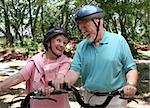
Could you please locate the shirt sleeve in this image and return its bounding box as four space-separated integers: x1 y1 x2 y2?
19 60 35 81
58 62 70 75
120 36 137 73
70 44 82 73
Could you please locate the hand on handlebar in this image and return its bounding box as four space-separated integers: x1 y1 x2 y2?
123 84 137 97
44 79 67 96
41 73 65 96
40 86 55 96
53 73 65 90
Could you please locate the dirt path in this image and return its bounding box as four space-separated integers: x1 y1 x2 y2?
0 60 149 108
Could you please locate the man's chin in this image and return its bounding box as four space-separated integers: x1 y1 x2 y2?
87 39 94 43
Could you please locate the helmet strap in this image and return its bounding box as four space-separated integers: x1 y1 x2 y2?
92 19 101 44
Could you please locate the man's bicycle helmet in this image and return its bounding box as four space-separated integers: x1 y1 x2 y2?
74 5 104 22
73 5 105 43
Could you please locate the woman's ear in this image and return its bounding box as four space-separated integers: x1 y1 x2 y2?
47 41 51 48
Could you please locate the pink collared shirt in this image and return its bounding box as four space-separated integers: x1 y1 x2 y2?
20 52 70 108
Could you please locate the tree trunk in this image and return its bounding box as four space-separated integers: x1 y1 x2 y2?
33 5 41 40
28 0 34 38
40 5 44 37
2 0 13 46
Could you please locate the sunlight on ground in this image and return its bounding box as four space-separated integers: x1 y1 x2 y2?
141 50 150 55
127 100 150 108
138 50 150 57
0 94 18 103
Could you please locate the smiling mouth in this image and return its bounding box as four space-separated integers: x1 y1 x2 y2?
56 47 63 52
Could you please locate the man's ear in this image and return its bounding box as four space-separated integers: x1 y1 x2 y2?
94 19 99 23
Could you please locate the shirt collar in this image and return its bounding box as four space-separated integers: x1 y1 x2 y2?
99 30 109 45
86 30 109 46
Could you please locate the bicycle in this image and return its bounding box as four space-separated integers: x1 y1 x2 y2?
8 81 147 108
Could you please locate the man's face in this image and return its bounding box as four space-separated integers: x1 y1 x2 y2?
78 20 97 43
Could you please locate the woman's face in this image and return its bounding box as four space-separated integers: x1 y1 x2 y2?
48 35 68 56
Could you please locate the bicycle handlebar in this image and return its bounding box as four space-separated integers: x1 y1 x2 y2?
14 81 139 108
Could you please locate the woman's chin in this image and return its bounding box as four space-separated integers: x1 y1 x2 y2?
55 52 63 56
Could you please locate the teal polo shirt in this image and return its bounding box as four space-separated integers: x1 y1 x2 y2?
71 31 137 92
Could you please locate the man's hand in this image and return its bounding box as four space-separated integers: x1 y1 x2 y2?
123 84 137 96
125 69 138 96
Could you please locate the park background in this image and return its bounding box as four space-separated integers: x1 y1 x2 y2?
0 0 150 108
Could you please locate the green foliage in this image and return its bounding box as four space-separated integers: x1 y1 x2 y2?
102 0 149 45
137 63 150 94
0 0 149 54
12 37 43 56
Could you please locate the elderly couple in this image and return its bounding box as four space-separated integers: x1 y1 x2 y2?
0 5 138 108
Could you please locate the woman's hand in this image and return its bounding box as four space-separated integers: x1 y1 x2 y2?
41 86 54 96
54 73 65 90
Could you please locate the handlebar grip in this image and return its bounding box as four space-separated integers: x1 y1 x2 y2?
51 90 68 95
48 81 70 90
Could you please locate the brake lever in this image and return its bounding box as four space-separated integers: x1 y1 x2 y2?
117 90 138 104
119 96 138 103
48 81 70 94
48 81 55 89
51 89 68 94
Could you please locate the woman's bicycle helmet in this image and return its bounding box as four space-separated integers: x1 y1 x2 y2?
43 28 67 57
74 5 104 22
44 28 67 43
